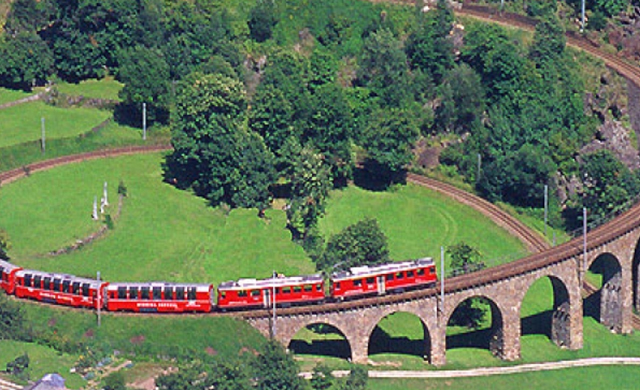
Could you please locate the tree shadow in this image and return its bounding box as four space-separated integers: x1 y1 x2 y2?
353 163 406 192
368 326 428 359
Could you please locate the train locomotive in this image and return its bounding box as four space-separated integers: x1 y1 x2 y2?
0 257 437 313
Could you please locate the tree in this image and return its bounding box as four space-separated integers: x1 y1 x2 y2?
207 361 252 390
156 365 207 390
341 365 367 390
232 132 277 214
248 0 278 42
252 340 303 390
5 353 29 380
318 218 389 272
165 72 247 206
104 372 126 390
447 242 486 328
310 363 334 390
361 108 419 183
358 28 410 107
529 15 566 65
287 148 332 238
0 230 10 261
435 64 485 135
116 45 170 125
0 32 54 90
0 290 30 341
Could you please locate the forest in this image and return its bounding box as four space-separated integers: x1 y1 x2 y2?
2 0 640 243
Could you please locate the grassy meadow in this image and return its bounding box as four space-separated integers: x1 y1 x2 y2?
0 340 85 389
0 87 35 105
0 101 111 148
55 77 123 101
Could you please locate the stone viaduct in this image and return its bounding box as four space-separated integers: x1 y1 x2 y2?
245 202 640 366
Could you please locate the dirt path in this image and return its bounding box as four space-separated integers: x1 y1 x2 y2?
300 357 640 379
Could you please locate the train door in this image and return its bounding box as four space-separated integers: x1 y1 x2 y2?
377 276 385 295
263 289 271 308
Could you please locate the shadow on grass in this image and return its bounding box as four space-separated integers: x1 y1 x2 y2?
521 311 552 338
368 326 429 359
583 289 601 323
289 338 351 359
446 327 493 350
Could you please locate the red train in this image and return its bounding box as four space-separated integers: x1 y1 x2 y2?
0 257 437 313
218 274 325 310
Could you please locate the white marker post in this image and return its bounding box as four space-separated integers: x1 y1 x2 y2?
142 103 147 141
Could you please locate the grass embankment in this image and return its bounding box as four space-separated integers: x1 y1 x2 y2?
0 101 111 148
0 340 84 389
368 365 640 390
54 77 123 101
0 88 35 105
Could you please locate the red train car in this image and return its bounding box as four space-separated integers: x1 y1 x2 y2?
105 282 213 313
217 274 324 310
0 260 22 295
14 269 107 309
330 257 437 300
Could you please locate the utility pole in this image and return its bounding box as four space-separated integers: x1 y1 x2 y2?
41 117 45 153
97 271 101 327
440 246 445 310
581 0 586 33
582 207 587 286
544 184 548 238
142 103 147 141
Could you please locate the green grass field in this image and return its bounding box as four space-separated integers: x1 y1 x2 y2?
319 185 528 267
0 101 111 148
55 77 123 101
0 340 85 389
368 365 640 390
0 87 35 105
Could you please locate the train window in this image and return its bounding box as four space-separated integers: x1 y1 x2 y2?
188 288 197 300
34 275 42 289
153 287 162 300
335 282 341 290
130 287 138 299
238 290 247 297
62 280 70 293
316 284 322 291
53 279 61 291
386 274 394 281
176 287 184 300
407 271 414 278
396 272 404 280
0 266 3 276
366 277 375 284
72 282 80 295
353 279 362 287
118 287 127 299
219 291 226 299
304 285 312 292
24 274 32 287
164 287 173 300
141 288 150 299
282 287 291 294
293 286 301 293
417 268 425 276
43 277 52 290
82 283 90 297
251 290 260 297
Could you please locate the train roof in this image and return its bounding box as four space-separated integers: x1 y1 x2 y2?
331 257 434 281
218 274 323 291
0 259 22 272
107 282 212 291
15 268 104 288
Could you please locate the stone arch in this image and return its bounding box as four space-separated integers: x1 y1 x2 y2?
633 239 640 312
443 294 507 359
366 310 433 363
586 252 623 332
287 321 352 360
519 274 575 348
277 317 353 361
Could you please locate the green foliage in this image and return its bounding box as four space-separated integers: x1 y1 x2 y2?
5 353 29 380
317 218 389 272
232 132 277 213
248 0 279 42
116 45 170 125
447 242 482 270
156 364 206 390
594 0 629 16
104 371 125 390
166 72 247 205
529 16 566 64
253 340 303 390
435 64 485 134
341 365 367 390
117 180 128 197
0 229 10 260
0 291 30 342
0 32 54 90
287 148 332 238
361 108 419 182
447 242 486 329
310 363 334 390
